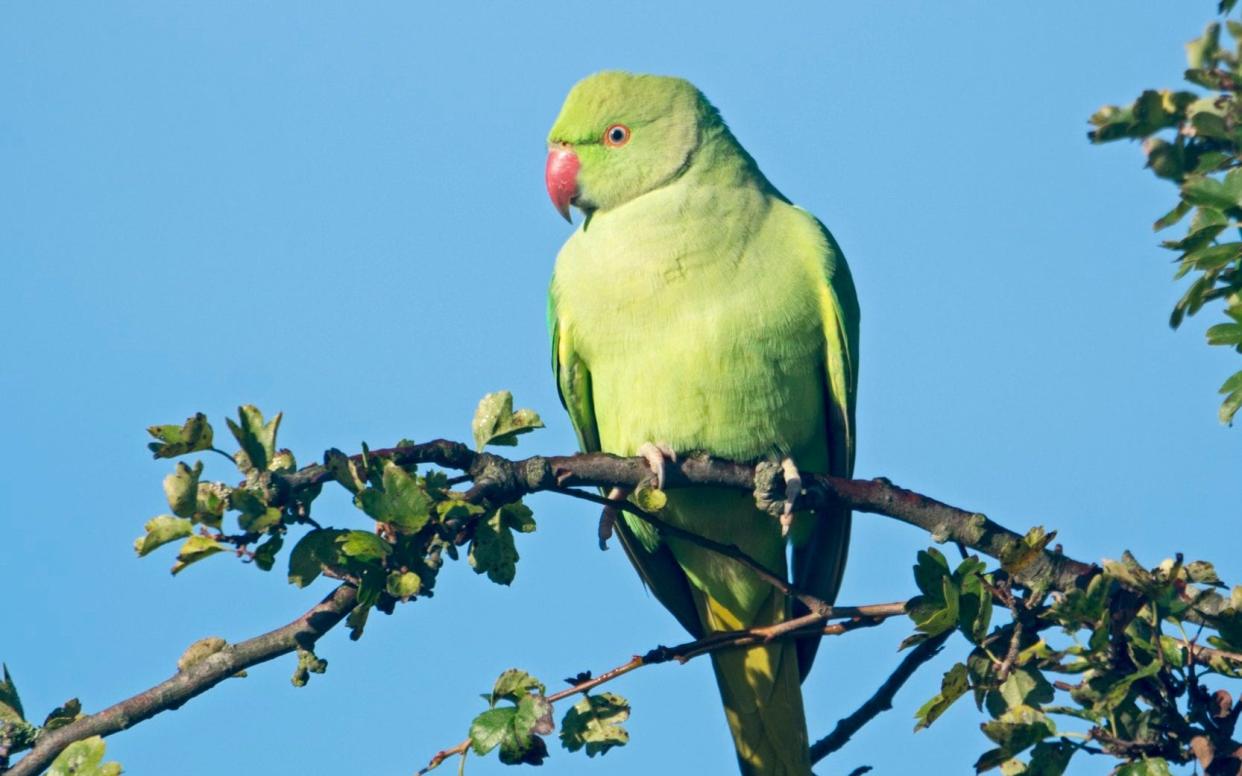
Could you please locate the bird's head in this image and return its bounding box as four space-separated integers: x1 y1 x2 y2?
545 71 708 222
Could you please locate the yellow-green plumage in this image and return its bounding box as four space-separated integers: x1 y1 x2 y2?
547 71 858 775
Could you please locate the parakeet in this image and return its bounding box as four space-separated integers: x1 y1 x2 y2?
545 71 859 776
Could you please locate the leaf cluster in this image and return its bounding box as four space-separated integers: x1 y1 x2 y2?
134 398 545 649
909 537 1242 775
1090 8 1242 423
466 669 630 768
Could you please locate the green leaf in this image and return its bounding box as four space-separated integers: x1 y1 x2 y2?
226 405 281 471
1187 21 1222 68
1191 110 1230 140
913 548 951 596
336 530 392 563
501 502 537 533
346 567 384 642
469 707 517 755
1114 760 1173 776
346 603 371 642
252 533 284 571
1182 171 1242 212
1193 150 1232 175
230 488 282 533
41 698 82 731
499 730 549 765
490 669 546 705
914 662 969 731
0 664 25 722
1162 222 1225 252
471 390 544 450
976 706 1056 772
437 499 486 523
47 735 122 776
357 462 434 532
133 515 193 557
1048 572 1109 626
170 534 226 575
287 528 347 587
323 448 367 494
998 667 1054 710
907 574 960 638
1103 551 1156 593
1153 200 1192 231
1207 322 1242 345
1220 369 1242 423
1022 740 1075 776
516 693 554 736
1185 242 1242 271
468 504 534 585
1144 138 1186 181
1100 659 1162 712
955 556 992 642
386 570 422 600
147 413 213 459
163 461 202 517
499 727 550 765
560 692 631 757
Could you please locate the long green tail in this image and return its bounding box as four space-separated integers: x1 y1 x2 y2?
697 587 811 775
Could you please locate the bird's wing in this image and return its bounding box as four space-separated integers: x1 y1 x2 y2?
792 215 859 679
548 288 704 638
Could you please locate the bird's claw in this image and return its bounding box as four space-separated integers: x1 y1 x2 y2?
780 457 802 537
637 441 677 490
598 486 629 550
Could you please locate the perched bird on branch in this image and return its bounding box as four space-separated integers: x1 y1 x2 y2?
546 71 859 776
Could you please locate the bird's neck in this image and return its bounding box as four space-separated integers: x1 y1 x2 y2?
680 121 782 200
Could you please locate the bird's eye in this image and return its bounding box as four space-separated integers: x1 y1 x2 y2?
603 124 631 147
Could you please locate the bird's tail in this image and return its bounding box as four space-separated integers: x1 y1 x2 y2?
698 588 811 776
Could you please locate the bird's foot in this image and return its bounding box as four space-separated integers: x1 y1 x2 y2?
779 457 803 537
597 443 675 550
598 486 630 551
637 441 677 490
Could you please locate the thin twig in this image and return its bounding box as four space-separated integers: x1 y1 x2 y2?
551 485 832 616
809 630 953 763
415 602 908 774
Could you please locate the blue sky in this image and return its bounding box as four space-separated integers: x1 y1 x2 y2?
2 2 1239 774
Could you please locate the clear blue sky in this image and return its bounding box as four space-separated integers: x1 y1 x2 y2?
2 3 1238 774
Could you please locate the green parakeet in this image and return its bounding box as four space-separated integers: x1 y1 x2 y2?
545 71 859 776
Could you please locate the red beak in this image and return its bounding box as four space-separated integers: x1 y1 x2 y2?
545 146 580 223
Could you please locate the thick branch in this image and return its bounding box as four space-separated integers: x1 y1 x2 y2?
7 585 357 776
273 441 1095 595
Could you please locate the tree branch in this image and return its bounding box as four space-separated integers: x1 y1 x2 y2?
808 630 953 764
6 585 357 776
271 440 1095 595
11 437 1190 772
